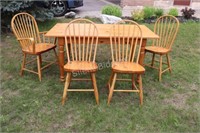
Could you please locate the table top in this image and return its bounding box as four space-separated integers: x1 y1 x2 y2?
45 23 159 39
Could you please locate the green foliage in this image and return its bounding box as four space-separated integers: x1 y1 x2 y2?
101 5 122 17
181 7 195 19
168 8 179 16
143 6 155 19
1 0 54 30
131 10 144 22
0 1 34 12
155 8 164 18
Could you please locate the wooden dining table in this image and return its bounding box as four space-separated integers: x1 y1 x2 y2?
45 23 159 81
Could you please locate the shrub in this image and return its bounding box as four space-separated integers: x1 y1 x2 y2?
143 6 155 19
131 10 144 22
181 7 195 19
101 5 122 17
1 1 54 32
155 8 164 18
168 8 179 16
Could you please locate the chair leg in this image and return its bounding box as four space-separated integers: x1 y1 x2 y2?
151 53 155 67
20 53 26 76
37 55 42 81
53 37 57 44
107 73 117 105
138 74 143 105
91 73 99 105
39 55 42 66
62 72 72 105
166 54 172 73
132 74 135 90
159 55 163 82
107 71 114 91
53 48 59 65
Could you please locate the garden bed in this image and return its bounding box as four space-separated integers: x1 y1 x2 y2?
122 16 200 23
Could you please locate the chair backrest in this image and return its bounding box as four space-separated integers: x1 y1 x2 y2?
110 20 143 63
11 13 41 50
152 15 179 49
64 19 98 62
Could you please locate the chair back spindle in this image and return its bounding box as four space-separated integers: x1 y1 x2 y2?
65 19 98 63
11 13 41 52
110 20 143 63
152 15 179 49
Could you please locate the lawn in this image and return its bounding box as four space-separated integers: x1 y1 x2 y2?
1 18 200 132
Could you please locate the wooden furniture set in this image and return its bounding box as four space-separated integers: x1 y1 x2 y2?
11 13 179 105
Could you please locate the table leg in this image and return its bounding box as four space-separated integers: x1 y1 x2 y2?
58 37 65 81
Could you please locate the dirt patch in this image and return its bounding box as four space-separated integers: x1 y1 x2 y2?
52 114 75 129
1 72 14 81
47 112 80 132
1 89 20 102
162 82 199 109
190 83 199 91
162 93 189 109
39 104 80 132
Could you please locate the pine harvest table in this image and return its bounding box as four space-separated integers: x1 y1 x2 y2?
45 23 159 81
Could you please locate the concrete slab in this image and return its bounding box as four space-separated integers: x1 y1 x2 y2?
65 0 200 18
72 0 111 17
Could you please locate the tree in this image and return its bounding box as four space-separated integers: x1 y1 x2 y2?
1 0 54 32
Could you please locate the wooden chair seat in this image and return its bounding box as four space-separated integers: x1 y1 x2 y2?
23 43 56 54
64 61 98 72
112 62 145 74
145 46 170 54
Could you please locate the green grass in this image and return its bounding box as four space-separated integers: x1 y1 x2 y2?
1 19 200 132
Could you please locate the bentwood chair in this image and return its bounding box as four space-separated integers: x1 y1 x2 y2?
107 20 145 105
144 15 179 81
61 19 99 105
11 13 58 81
